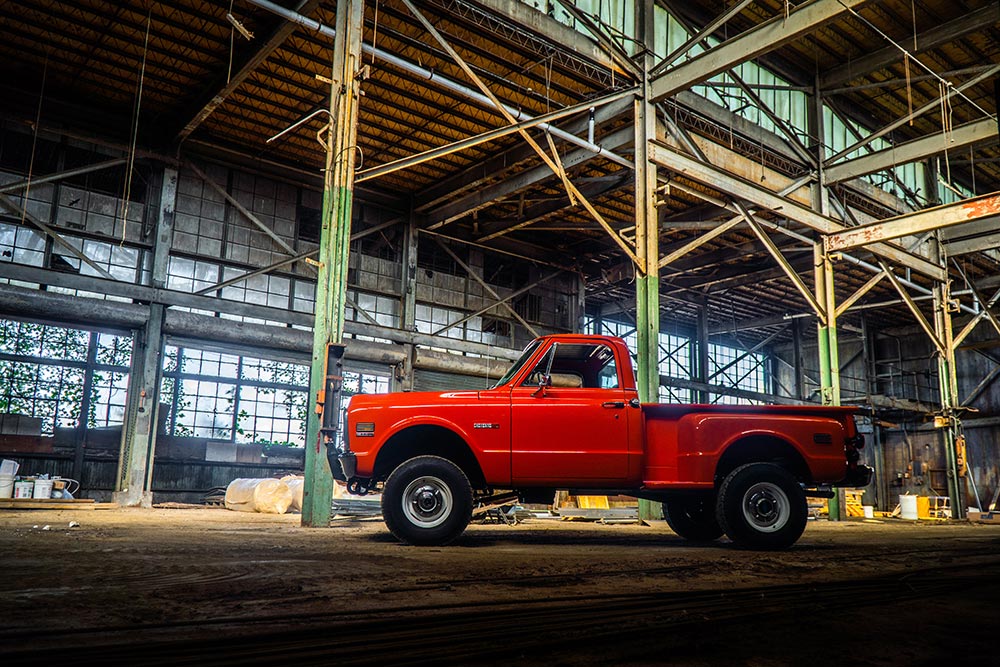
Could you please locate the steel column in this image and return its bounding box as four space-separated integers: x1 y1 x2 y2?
930 237 965 519
114 166 176 507
114 304 164 507
302 0 364 527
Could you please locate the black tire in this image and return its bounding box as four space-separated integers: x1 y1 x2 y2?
716 462 807 550
663 494 724 541
381 455 473 546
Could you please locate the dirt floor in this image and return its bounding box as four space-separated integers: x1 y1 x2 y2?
1 508 998 666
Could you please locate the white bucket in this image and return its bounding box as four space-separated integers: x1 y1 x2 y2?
0 474 13 499
32 478 54 499
863 505 874 519
13 480 33 498
899 494 919 520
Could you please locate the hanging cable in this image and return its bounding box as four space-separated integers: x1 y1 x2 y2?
227 0 235 83
121 6 152 245
904 54 913 126
370 0 380 64
21 54 48 229
837 0 995 121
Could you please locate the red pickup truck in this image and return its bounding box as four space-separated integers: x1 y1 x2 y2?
334 334 870 550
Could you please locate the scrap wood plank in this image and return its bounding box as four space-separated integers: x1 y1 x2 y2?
0 499 116 510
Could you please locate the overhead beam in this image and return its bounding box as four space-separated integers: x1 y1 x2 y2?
175 0 323 143
550 0 641 77
425 126 633 227
357 89 635 184
246 0 632 170
823 63 1000 166
944 231 1000 256
648 142 947 280
468 0 621 73
413 96 633 212
825 191 1000 252
649 0 868 102
0 158 128 195
824 118 998 185
819 4 1000 89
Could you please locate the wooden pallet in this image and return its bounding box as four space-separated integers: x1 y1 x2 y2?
845 489 866 518
0 498 117 510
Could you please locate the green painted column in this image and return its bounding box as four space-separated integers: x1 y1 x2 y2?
633 1 660 519
815 243 843 519
930 237 965 519
302 0 364 527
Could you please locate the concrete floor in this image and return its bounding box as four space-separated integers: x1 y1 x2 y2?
1 508 998 665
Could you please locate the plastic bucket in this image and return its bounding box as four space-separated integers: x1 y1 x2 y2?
863 505 874 519
13 480 33 498
899 494 919 520
32 478 54 499
0 474 13 499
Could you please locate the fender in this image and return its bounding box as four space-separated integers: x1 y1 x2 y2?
355 414 473 476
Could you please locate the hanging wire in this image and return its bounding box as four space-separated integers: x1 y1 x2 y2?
21 54 48 228
227 0 235 83
904 54 913 126
370 0 380 64
120 6 152 245
837 1 994 121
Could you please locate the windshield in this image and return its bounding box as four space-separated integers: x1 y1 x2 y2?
491 339 542 388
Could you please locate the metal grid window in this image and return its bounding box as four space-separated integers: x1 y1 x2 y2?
0 221 45 269
709 343 768 405
161 346 311 446
0 320 132 434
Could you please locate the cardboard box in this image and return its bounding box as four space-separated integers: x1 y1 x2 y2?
967 510 1000 524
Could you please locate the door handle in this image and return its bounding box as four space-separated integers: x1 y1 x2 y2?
602 401 625 409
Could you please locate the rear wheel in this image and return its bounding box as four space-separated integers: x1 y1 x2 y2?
382 455 473 546
663 494 723 541
716 462 807 550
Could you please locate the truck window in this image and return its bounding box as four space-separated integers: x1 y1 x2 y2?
521 343 619 389
491 339 542 388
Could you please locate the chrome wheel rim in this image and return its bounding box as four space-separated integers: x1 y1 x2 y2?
742 482 790 533
402 476 452 529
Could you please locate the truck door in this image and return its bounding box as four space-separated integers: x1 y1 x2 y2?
510 341 630 484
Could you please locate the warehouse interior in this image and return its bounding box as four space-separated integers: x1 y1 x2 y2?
2 0 1000 662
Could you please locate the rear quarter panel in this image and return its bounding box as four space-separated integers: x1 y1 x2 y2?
642 405 852 487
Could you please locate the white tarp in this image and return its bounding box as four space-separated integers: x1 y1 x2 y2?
224 478 293 514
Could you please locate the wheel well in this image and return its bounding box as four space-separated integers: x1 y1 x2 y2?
715 435 811 485
373 425 486 489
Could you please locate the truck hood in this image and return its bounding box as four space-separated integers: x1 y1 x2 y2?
348 390 483 410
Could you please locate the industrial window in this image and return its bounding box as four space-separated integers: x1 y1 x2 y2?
296 204 321 243
709 342 768 405
513 293 542 322
0 319 131 434
343 371 390 396
0 221 46 269
417 242 466 276
161 346 310 446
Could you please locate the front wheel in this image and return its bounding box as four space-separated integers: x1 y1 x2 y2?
663 494 724 541
382 456 473 546
716 463 807 550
